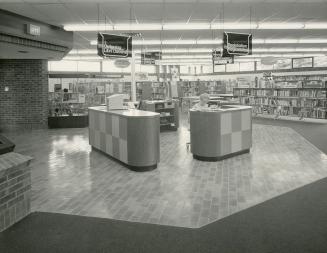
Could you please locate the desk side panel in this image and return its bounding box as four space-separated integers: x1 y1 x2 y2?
190 111 221 157
89 110 128 164
127 117 160 167
220 109 252 156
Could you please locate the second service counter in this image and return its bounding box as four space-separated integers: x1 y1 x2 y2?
190 105 252 161
88 106 160 171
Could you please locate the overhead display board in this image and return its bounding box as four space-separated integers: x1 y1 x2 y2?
292 57 313 68
97 33 132 58
212 49 234 65
141 51 162 65
223 32 252 56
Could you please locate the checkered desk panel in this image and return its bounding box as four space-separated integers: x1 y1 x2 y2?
220 109 252 156
89 110 128 164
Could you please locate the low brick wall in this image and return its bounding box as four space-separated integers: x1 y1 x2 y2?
0 152 32 232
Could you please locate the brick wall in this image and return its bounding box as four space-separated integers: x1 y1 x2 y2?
0 152 32 232
0 59 48 131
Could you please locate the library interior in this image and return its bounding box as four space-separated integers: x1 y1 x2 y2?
0 1 327 252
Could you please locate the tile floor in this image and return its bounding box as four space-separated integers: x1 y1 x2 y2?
5 120 327 228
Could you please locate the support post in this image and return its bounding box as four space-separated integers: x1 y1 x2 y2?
131 51 136 102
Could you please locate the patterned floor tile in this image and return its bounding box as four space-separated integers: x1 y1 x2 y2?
4 118 327 228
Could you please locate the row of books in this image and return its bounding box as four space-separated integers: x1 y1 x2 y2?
234 89 326 98
273 75 327 82
298 90 326 98
273 90 298 97
240 97 327 108
312 109 327 119
252 105 327 119
253 105 301 116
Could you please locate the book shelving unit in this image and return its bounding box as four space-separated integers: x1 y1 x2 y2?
233 74 327 122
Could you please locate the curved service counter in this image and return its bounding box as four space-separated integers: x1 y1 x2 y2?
88 106 160 171
190 105 252 161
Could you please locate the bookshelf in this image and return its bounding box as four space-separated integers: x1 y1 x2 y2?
48 91 87 117
137 81 167 100
152 82 167 100
48 81 134 128
139 100 179 131
202 81 227 95
178 80 230 97
178 81 199 97
234 74 327 121
48 91 89 128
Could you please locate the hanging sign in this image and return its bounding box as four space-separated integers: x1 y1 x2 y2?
141 51 162 65
121 32 142 38
170 65 180 81
212 49 234 65
114 59 131 68
261 56 278 66
223 32 252 56
292 57 313 69
136 72 149 80
97 33 132 58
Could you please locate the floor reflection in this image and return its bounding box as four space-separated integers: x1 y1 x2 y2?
5 122 327 228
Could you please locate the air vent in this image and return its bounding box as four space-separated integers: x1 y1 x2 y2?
0 33 68 52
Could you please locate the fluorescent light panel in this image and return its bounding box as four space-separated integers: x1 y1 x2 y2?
90 38 327 46
64 52 326 61
64 22 327 31
258 23 304 29
69 48 327 56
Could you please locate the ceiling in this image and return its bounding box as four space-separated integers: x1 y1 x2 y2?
1 0 327 62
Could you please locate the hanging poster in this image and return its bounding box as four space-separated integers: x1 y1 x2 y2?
136 72 149 80
141 51 162 65
212 49 234 65
96 86 105 94
223 32 252 56
78 94 86 104
97 33 132 58
292 57 313 69
170 66 180 81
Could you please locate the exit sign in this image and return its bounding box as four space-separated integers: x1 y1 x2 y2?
26 24 40 36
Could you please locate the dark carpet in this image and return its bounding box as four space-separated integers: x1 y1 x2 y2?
1 177 327 253
254 118 327 154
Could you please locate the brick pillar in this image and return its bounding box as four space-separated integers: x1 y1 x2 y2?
0 59 48 131
0 152 32 232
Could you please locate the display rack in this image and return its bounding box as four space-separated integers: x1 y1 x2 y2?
178 80 228 97
49 91 87 116
48 91 89 128
139 100 179 131
137 81 167 100
202 81 227 95
177 81 199 97
48 81 133 128
234 74 327 121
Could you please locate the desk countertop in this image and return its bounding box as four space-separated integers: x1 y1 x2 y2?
89 106 160 118
190 105 252 113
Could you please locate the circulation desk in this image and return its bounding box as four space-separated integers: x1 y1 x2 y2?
88 106 160 171
190 105 252 161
